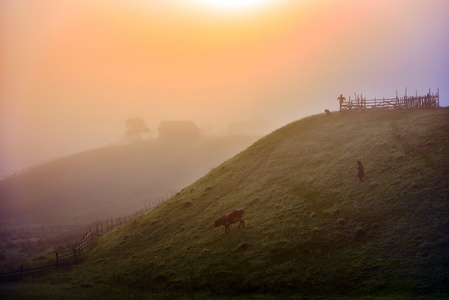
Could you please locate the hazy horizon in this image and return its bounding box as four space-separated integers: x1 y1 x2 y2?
1 0 448 178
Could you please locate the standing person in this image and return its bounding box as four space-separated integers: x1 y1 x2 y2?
338 94 346 111
357 161 365 182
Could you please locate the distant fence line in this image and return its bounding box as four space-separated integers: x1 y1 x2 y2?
0 195 172 281
339 88 439 112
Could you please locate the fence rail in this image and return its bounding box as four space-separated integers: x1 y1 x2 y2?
0 250 70 280
0 196 170 281
339 88 439 112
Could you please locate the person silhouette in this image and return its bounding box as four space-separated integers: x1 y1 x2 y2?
357 161 365 182
338 94 346 111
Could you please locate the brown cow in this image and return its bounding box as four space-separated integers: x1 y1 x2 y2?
214 208 245 232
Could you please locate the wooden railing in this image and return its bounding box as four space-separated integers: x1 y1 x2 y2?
0 196 169 281
0 250 71 280
339 88 439 112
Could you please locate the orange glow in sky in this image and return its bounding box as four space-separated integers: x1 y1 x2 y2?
1 0 448 177
192 0 272 10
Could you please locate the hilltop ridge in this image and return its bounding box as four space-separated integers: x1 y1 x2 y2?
6 108 449 298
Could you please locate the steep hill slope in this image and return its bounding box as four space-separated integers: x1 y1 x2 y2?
19 109 449 298
0 136 259 226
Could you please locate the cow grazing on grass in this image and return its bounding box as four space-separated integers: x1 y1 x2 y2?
214 208 245 232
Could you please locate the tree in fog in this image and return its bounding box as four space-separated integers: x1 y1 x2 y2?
125 117 150 142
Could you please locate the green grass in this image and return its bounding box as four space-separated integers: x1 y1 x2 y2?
2 108 449 299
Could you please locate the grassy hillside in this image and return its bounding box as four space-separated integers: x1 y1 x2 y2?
4 108 449 299
0 136 259 226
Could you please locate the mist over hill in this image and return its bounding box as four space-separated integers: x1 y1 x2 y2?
0 136 260 227
2 108 449 299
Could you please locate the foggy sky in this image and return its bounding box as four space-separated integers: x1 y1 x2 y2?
1 0 448 178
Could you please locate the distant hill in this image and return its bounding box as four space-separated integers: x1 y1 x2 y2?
0 136 260 226
4 108 449 298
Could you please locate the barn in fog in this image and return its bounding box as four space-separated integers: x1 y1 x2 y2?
158 120 202 141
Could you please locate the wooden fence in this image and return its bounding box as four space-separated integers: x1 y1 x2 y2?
0 196 169 281
0 249 74 281
339 88 439 112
